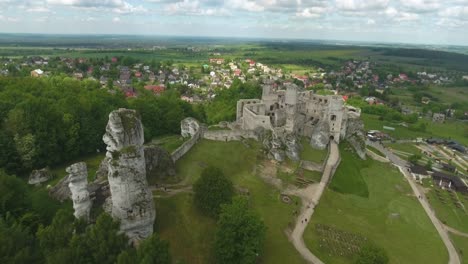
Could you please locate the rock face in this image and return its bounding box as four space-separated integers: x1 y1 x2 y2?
144 146 176 182
310 121 330 150
345 117 366 159
181 117 200 138
48 176 71 202
28 168 51 185
67 162 92 220
95 157 110 182
103 108 155 241
284 134 300 161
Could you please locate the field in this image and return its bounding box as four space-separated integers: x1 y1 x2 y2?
367 145 386 157
300 137 327 163
423 181 468 233
304 146 448 264
150 134 188 153
361 113 468 145
450 234 468 264
154 139 305 264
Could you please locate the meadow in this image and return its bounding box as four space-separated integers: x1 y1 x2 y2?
154 139 305 264
304 145 448 264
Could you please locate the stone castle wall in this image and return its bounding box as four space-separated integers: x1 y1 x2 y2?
203 129 258 142
171 129 201 162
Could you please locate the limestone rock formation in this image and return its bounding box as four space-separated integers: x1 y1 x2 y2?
95 157 110 182
28 168 51 185
67 162 92 220
284 134 300 161
310 121 330 150
181 117 200 138
103 108 155 241
345 117 366 159
144 146 176 182
48 176 71 202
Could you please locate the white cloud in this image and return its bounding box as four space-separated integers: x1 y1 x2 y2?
26 7 52 13
335 0 389 11
112 17 120 22
400 0 440 13
384 7 420 22
296 7 326 18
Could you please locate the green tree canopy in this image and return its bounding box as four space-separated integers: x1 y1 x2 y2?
214 197 266 264
193 166 234 217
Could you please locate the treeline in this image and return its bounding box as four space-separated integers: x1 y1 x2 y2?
381 48 468 72
0 171 170 264
0 76 201 175
204 79 262 124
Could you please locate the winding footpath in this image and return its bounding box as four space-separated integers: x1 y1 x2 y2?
290 142 340 264
368 141 461 264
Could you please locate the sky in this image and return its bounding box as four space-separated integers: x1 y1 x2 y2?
0 0 467 45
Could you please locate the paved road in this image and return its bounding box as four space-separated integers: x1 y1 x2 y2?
290 142 340 264
368 141 461 264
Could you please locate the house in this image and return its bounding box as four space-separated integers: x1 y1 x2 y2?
73 72 84 80
409 165 429 180
432 172 468 193
432 113 445 123
421 97 431 105
442 163 457 173
134 71 142 78
144 85 165 95
209 58 225 65
180 95 193 103
111 57 118 63
31 69 44 77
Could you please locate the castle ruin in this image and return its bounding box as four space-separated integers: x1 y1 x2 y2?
236 83 363 153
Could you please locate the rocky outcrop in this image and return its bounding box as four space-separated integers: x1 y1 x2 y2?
48 176 71 202
103 108 155 242
67 162 92 220
345 117 366 159
181 117 200 138
284 134 300 161
144 146 176 183
28 168 51 185
310 121 330 150
95 157 109 182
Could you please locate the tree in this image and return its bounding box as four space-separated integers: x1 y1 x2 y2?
36 209 75 264
355 243 389 264
0 215 38 264
215 197 266 264
193 166 234 217
408 154 422 164
118 233 171 264
425 160 433 171
0 171 31 217
70 213 129 264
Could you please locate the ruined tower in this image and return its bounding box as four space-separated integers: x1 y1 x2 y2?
103 108 155 241
285 84 298 133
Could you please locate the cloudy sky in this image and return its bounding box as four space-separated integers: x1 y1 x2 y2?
0 0 467 45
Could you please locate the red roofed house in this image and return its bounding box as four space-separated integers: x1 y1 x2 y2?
234 69 242 76
399 73 408 81
125 91 137 98
144 85 166 95
135 71 142 78
111 57 118 63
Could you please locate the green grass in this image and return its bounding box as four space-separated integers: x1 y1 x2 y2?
385 143 422 156
425 187 468 233
304 148 448 264
300 137 327 163
450 234 468 264
207 125 231 131
150 134 188 153
361 114 468 145
303 170 323 183
156 139 304 264
367 145 386 157
154 193 217 264
48 153 104 185
329 144 369 198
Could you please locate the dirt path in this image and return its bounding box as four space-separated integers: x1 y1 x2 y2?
289 142 340 264
369 141 461 264
151 185 193 198
444 225 468 238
